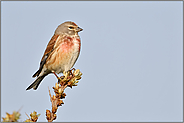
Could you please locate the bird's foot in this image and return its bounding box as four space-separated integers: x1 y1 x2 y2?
52 71 62 82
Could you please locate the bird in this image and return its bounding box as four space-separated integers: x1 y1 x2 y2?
26 21 83 90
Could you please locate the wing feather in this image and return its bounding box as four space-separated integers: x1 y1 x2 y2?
32 34 59 77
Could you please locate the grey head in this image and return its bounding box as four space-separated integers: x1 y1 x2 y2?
55 21 83 36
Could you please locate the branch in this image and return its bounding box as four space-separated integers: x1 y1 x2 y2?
46 68 82 122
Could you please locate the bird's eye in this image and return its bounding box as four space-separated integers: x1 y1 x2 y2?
68 26 74 29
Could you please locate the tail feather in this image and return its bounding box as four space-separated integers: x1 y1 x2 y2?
26 76 45 90
32 69 41 78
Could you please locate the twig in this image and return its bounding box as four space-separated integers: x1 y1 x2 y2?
46 69 82 122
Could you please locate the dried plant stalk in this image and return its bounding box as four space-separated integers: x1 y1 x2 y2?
46 68 82 122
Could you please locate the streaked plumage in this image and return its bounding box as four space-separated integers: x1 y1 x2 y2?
26 21 83 90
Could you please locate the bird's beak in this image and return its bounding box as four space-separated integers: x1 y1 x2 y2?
76 27 83 32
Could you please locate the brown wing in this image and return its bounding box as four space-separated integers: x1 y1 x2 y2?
32 34 59 77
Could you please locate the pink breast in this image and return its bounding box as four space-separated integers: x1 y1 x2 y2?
60 36 80 53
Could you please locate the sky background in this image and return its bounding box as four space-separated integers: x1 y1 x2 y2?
1 1 183 122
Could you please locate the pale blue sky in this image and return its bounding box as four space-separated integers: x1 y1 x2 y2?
1 1 183 122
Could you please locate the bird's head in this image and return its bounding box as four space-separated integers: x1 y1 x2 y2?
55 21 83 36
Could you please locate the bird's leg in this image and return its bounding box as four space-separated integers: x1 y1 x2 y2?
69 68 76 77
71 68 76 71
52 71 62 82
69 70 73 77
